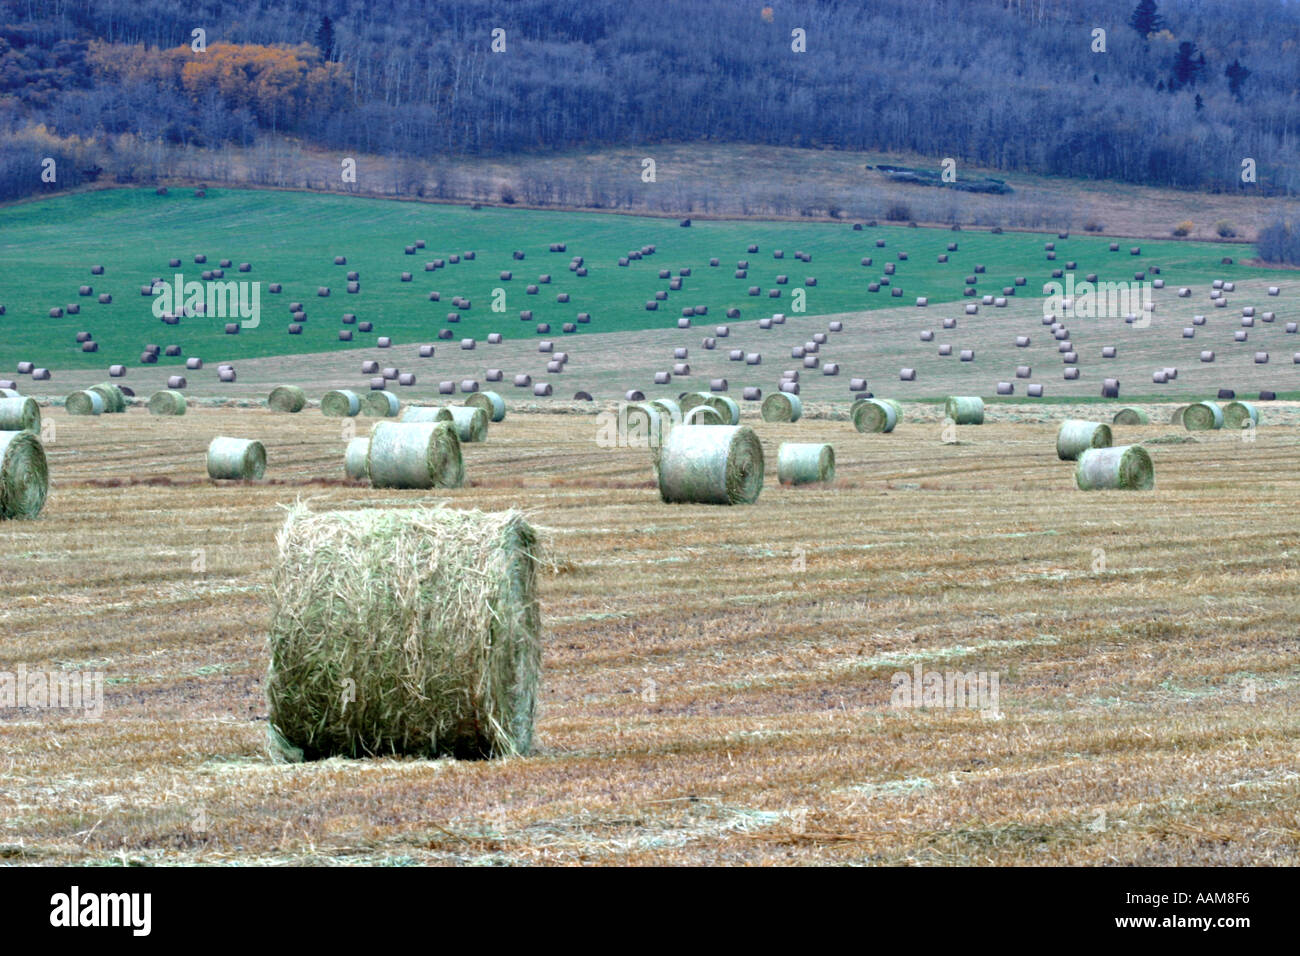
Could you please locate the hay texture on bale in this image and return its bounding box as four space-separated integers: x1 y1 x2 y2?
361 390 400 417
207 437 266 480
778 442 835 485
321 389 361 417
90 383 126 413
367 421 464 489
0 430 48 519
761 392 802 422
400 406 441 423
65 390 104 416
1223 401 1258 429
658 425 764 505
436 405 489 443
0 397 40 433
853 398 898 433
683 404 724 425
268 385 308 413
465 390 506 423
945 396 984 425
147 390 187 416
1112 407 1150 425
344 437 370 481
1056 420 1112 460
1075 445 1154 491
647 398 683 425
265 503 541 759
1182 401 1224 431
680 391 740 425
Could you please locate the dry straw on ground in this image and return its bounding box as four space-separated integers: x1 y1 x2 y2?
266 503 542 760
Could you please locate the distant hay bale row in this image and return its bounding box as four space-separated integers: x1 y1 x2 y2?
658 425 764 505
207 437 266 480
0 430 48 519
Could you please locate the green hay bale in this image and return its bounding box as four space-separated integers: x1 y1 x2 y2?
778 442 835 485
367 421 464 489
1182 401 1223 431
1075 444 1154 491
90 383 126 413
1222 401 1258 429
361 390 400 417
0 397 40 433
1056 420 1112 461
65 390 104 416
945 396 984 425
1169 405 1190 424
321 389 361 417
207 436 266 480
658 424 765 505
0 388 20 399
147 390 187 416
623 403 668 449
399 406 441 423
265 503 541 760
465 390 506 423
680 391 740 425
647 398 682 425
0 430 48 519
268 385 308 413
344 437 370 480
761 392 802 422
1112 407 1150 425
684 404 724 425
436 405 489 442
853 398 897 433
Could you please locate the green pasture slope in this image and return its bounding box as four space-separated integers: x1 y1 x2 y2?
0 187 1269 372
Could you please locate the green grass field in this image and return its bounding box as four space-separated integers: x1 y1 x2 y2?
0 188 1275 373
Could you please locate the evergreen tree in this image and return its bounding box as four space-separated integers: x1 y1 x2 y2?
315 16 335 60
1225 59 1251 100
1130 0 1163 38
1194 93 1203 112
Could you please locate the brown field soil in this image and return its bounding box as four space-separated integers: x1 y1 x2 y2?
1 406 1298 865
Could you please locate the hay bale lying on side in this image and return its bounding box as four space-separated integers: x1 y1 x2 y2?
778 442 835 485
1056 420 1111 460
761 392 802 422
268 385 308 413
91 383 126 413
368 421 464 489
0 431 47 519
361 390 400 417
265 503 539 759
344 437 370 480
65 390 104 416
1075 445 1154 490
680 391 740 425
657 421 765 504
1112 407 1150 425
945 396 984 424
647 398 682 425
436 405 489 442
1182 401 1223 431
207 437 266 480
321 389 361 417
0 397 40 433
853 398 898 433
1222 401 1258 429
465 390 506 423
684 405 723 425
147 390 187 416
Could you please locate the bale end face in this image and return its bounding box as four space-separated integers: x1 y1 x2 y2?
658 426 764 505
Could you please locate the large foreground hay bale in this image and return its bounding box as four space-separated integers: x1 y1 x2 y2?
436 405 489 442
344 437 370 480
1222 401 1258 429
761 392 802 422
266 504 540 759
778 443 835 485
853 398 898 433
368 421 464 489
0 431 47 519
945 396 984 424
1182 401 1223 431
658 425 764 505
207 437 266 480
269 385 308 413
1056 420 1111 460
0 397 40 433
65 390 104 416
1075 445 1154 491
1112 407 1150 425
465 390 506 422
321 389 361 417
147 390 187 416
361 390 400 417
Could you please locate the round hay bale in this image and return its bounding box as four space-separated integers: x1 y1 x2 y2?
681 392 740 425
853 399 897 433
1075 445 1153 491
89 384 126 413
683 405 723 425
0 397 40 432
900 368 916 381
219 367 236 382
533 383 552 397
321 389 361 417
1112 407 1150 425
65 390 104 416
166 375 186 389
658 425 763 505
344 437 370 481
778 443 834 485
436 405 489 442
265 503 537 759
268 385 308 413
1222 401 1258 429
1057 420 1111 460
945 396 984 424
761 392 802 422
0 430 47 519
368 421 463 489
207 437 266 480
465 391 506 422
1182 402 1223 430
148 390 187 415
362 391 400 417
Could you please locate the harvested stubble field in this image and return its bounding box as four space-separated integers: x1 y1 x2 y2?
2 405 1298 866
